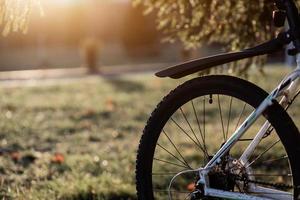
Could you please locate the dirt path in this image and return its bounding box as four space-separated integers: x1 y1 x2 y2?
0 63 168 88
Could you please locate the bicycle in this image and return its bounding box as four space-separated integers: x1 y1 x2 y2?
136 0 300 199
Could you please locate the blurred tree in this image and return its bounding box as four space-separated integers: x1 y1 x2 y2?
133 0 297 73
0 0 43 36
121 5 160 57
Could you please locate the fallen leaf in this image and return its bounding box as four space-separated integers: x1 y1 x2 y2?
10 152 21 162
51 153 64 164
105 98 116 111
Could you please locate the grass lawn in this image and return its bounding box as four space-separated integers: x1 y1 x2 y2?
0 66 298 199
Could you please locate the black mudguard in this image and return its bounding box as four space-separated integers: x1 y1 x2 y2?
156 34 288 79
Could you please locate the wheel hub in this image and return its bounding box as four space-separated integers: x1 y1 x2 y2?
188 157 248 200
208 157 248 191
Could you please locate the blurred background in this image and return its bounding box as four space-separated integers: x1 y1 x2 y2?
0 0 288 73
0 0 198 72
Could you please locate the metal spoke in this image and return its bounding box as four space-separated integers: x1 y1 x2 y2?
217 95 226 141
234 102 247 131
260 155 288 164
191 100 203 140
191 100 208 159
179 107 203 150
225 97 233 140
153 157 189 169
246 139 280 168
170 117 207 156
157 143 192 169
162 129 194 168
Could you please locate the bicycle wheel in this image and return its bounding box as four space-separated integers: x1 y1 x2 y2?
136 75 300 200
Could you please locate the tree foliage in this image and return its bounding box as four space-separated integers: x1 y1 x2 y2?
0 0 43 36
133 0 300 73
133 0 282 50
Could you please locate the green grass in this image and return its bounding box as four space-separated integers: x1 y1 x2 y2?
0 66 298 199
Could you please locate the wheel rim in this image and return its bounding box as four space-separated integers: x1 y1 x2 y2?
151 94 293 200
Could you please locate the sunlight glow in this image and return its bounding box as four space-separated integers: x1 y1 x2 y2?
45 0 81 5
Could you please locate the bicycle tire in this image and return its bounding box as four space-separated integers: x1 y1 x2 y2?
136 75 300 200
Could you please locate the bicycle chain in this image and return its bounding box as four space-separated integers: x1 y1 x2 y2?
209 171 293 191
234 174 294 190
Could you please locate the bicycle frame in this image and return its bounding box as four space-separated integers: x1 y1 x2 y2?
198 55 300 200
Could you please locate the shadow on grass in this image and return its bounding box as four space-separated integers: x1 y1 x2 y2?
105 79 145 93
